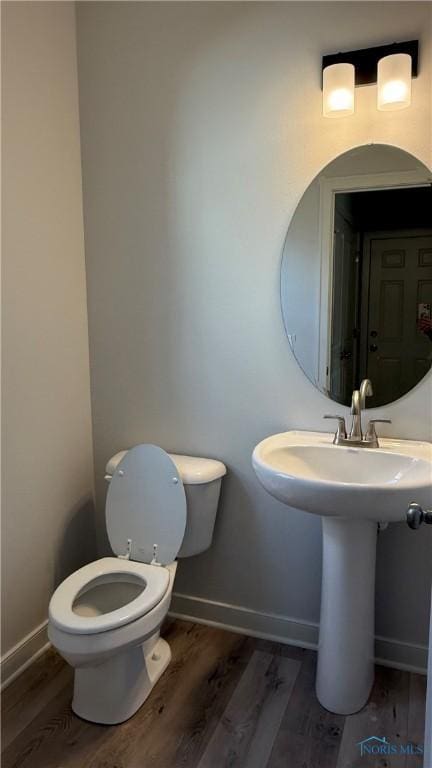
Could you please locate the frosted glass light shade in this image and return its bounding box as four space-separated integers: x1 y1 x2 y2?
323 63 355 118
377 53 411 111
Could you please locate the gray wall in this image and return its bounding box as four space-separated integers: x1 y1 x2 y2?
2 2 95 664
76 2 432 655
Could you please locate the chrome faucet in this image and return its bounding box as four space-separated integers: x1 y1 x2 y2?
324 379 391 448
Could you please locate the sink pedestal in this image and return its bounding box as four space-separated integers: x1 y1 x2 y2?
316 517 377 715
253 431 431 715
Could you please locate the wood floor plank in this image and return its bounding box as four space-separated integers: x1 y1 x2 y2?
1 664 72 750
1 647 66 715
251 637 307 663
336 665 410 768
406 672 427 767
241 655 301 768
1 682 78 768
173 635 256 767
196 651 301 768
267 649 345 768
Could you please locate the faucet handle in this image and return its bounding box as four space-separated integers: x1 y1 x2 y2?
324 415 347 442
364 418 391 442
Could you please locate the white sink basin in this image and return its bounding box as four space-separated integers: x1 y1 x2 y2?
252 429 432 716
252 431 432 521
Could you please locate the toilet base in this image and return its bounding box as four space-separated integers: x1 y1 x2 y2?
72 634 171 724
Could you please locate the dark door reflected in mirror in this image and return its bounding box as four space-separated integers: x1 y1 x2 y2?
330 187 432 407
281 145 432 408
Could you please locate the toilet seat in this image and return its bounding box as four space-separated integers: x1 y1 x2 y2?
49 558 169 635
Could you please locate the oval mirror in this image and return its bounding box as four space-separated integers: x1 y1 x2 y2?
281 145 432 407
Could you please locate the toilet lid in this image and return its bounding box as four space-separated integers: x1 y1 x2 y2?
106 444 187 565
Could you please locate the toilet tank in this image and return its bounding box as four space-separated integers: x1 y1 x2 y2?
168 454 226 558
105 448 226 559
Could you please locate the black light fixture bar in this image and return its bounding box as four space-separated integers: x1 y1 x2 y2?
322 40 418 88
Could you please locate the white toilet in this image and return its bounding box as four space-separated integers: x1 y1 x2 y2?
48 444 226 724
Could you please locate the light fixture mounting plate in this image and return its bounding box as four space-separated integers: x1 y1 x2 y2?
322 40 418 88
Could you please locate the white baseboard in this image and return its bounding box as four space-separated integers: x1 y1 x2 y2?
170 592 429 675
1 620 50 690
375 635 429 675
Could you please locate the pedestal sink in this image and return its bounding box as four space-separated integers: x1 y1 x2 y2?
252 430 432 715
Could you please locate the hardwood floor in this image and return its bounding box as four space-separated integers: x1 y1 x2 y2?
1 620 426 768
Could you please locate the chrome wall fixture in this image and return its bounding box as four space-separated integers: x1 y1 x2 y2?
322 40 418 117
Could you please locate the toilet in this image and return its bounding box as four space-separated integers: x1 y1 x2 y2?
48 444 226 724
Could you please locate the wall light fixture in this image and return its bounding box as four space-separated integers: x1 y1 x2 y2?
377 53 412 110
322 40 418 118
323 63 355 118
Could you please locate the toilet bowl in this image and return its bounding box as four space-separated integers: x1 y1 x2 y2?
48 444 226 724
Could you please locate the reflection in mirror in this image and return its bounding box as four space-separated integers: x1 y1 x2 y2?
281 146 432 407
